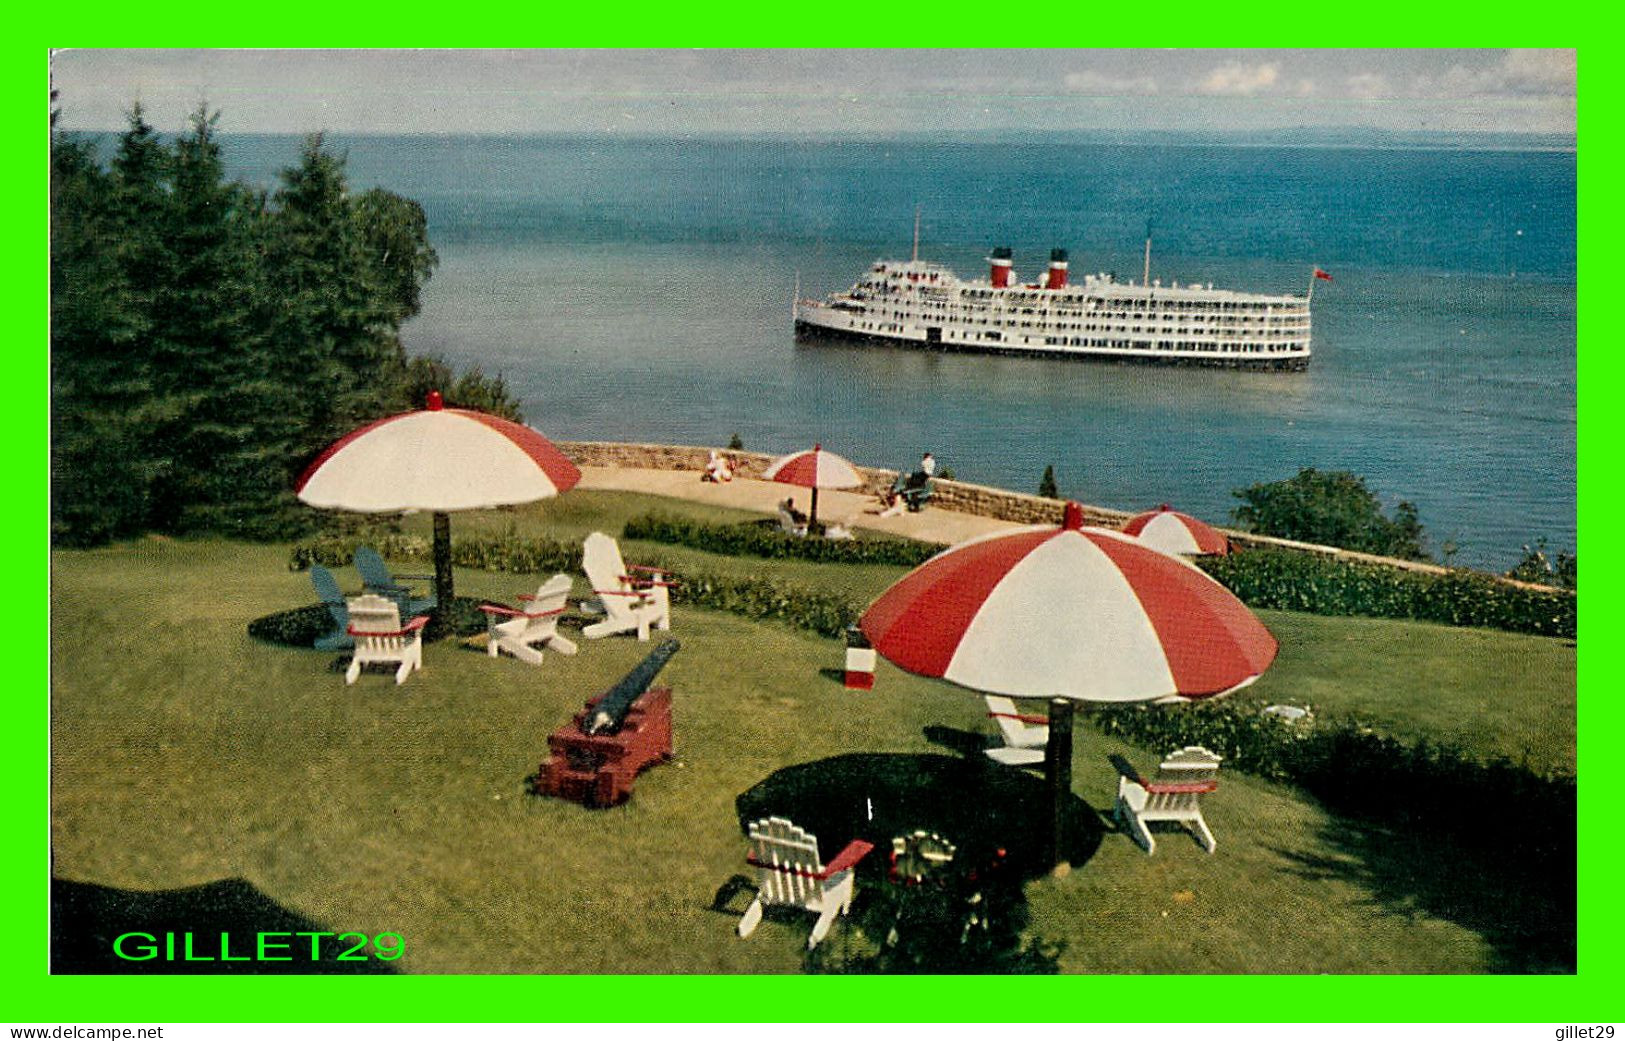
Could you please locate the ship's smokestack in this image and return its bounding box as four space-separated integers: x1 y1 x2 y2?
988 246 1013 289
1046 247 1069 290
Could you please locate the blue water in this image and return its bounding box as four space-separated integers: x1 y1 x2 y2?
220 134 1576 570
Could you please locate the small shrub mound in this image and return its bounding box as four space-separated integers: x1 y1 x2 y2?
1198 548 1575 639
248 597 488 647
623 512 945 567
247 604 334 647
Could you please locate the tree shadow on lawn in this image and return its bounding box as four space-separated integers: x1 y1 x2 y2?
734 752 1104 885
52 877 399 974
1270 816 1575 973
731 753 1101 972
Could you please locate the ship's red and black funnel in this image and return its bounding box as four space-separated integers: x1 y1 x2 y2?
1046 248 1069 290
988 246 1013 289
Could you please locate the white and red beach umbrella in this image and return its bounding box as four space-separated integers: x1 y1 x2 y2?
859 503 1276 704
1121 504 1231 557
296 391 581 608
762 443 863 527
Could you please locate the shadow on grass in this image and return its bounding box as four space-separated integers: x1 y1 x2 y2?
921 724 990 759
1271 818 1575 973
736 752 1103 884
734 753 1095 972
247 598 490 648
51 877 400 974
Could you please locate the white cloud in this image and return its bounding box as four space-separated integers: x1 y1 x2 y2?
1062 70 1159 95
1501 48 1576 93
1197 62 1278 96
1346 72 1394 100
1412 49 1575 98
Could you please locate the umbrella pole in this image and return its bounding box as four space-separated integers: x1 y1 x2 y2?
432 511 455 611
810 487 820 529
1043 698 1075 870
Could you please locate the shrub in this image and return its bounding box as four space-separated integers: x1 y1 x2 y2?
1232 468 1429 561
1508 538 1578 591
622 512 945 567
1198 548 1575 639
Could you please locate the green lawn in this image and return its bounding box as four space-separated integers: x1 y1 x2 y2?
48 493 1576 973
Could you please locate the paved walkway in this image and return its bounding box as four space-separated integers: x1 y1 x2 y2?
576 466 1025 545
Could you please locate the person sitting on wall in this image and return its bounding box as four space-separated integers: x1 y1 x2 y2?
702 450 734 483
781 497 809 526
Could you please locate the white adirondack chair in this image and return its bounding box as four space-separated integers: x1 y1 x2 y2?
580 532 672 641
344 594 428 685
983 695 1049 766
737 816 874 950
1115 746 1223 855
479 574 578 665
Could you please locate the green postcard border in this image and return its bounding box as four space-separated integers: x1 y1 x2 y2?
20 27 1605 1024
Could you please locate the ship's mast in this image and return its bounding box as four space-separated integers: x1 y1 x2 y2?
1142 219 1153 287
912 205 921 263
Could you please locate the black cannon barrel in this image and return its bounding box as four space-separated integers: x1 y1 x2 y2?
583 639 680 735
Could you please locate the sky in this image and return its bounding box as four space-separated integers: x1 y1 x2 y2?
49 49 1577 138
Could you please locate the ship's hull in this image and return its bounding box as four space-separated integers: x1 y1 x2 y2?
794 316 1312 372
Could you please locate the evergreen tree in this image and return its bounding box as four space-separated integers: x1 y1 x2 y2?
154 106 307 536
1038 465 1058 499
50 106 489 545
50 106 170 544
354 187 439 323
262 134 403 455
400 356 523 421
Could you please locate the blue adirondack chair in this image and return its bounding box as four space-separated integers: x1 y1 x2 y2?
353 547 438 617
309 564 354 651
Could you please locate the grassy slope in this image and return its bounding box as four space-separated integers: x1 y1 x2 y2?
49 510 1575 972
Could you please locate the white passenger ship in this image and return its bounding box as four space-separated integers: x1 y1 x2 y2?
794 245 1315 370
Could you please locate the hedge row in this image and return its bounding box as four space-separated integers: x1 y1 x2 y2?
1197 548 1576 639
1081 698 1575 855
622 511 946 567
620 513 1575 639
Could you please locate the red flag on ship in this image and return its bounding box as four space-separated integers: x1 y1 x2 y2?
1314 268 1333 281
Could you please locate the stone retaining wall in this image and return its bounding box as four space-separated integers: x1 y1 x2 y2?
555 440 1559 590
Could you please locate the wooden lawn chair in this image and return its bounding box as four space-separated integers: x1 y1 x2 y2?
983 695 1049 767
580 532 672 641
309 564 354 651
1115 746 1223 854
479 574 578 665
344 594 429 686
737 816 873 950
353 547 437 616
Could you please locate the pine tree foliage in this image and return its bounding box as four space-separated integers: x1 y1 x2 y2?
50 102 521 545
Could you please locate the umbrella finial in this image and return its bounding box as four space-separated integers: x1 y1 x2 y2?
814 442 822 452
1158 503 1172 512
1063 501 1085 531
426 390 444 411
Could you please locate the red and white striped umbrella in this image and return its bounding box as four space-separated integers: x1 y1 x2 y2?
1121 504 1230 557
296 392 580 608
762 443 863 527
859 503 1276 703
